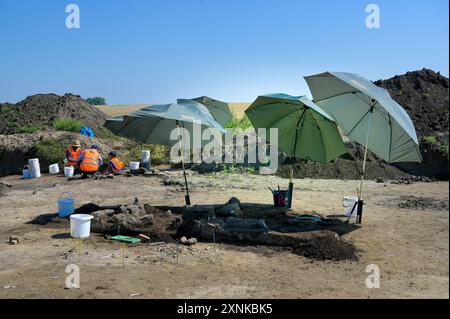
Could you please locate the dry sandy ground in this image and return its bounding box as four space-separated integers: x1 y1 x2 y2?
96 103 250 119
0 171 448 299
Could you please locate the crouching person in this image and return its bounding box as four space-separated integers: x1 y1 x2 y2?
78 144 103 178
107 151 127 175
66 140 83 172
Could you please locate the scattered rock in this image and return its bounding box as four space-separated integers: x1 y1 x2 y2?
162 177 184 187
217 202 243 217
179 236 197 246
9 236 20 245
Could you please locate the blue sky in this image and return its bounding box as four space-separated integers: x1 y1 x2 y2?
0 0 448 104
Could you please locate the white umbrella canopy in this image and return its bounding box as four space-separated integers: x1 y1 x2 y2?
104 99 226 205
304 72 422 164
304 71 422 223
105 100 225 147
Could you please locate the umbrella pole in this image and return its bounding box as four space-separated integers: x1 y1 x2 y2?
287 108 307 209
288 166 294 209
357 109 374 223
176 122 191 206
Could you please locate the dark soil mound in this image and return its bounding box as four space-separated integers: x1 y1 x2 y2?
0 93 107 134
374 69 449 139
375 69 449 179
293 234 358 261
397 196 449 211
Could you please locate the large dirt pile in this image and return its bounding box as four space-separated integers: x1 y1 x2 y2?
374 69 448 139
0 93 107 134
374 69 449 179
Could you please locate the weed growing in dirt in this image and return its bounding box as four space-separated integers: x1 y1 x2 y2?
422 135 437 145
439 143 448 156
53 118 83 132
15 125 39 134
34 139 66 166
230 176 243 183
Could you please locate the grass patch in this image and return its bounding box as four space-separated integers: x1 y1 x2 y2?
53 118 83 132
230 176 243 183
34 139 66 167
15 125 39 134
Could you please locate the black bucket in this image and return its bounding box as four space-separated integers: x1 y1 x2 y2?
272 190 289 208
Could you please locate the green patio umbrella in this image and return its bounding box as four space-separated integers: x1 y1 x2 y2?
304 72 422 222
245 93 347 208
192 96 233 127
105 99 225 205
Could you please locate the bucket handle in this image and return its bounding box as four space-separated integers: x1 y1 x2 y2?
23 165 30 170
59 192 73 200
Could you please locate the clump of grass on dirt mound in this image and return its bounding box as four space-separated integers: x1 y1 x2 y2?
34 138 66 168
15 125 40 134
53 118 83 132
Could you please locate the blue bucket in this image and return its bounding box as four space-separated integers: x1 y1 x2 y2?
22 165 32 179
58 192 75 217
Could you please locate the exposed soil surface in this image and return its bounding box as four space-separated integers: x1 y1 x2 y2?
0 171 448 298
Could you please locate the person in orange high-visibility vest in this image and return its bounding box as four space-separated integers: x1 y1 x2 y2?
106 151 127 174
66 140 83 167
78 144 103 178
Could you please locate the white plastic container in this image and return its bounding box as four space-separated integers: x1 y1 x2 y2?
129 161 140 170
28 158 41 178
343 196 359 218
141 150 151 163
70 214 94 238
64 166 74 177
49 163 60 174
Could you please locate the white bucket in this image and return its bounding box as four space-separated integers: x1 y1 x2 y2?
49 163 59 174
130 161 140 170
28 158 41 178
70 214 94 238
343 196 359 218
141 150 151 163
64 166 74 177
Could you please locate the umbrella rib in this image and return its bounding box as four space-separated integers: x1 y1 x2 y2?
347 107 373 136
389 134 414 153
314 113 327 162
389 143 419 163
314 90 360 103
291 108 308 156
